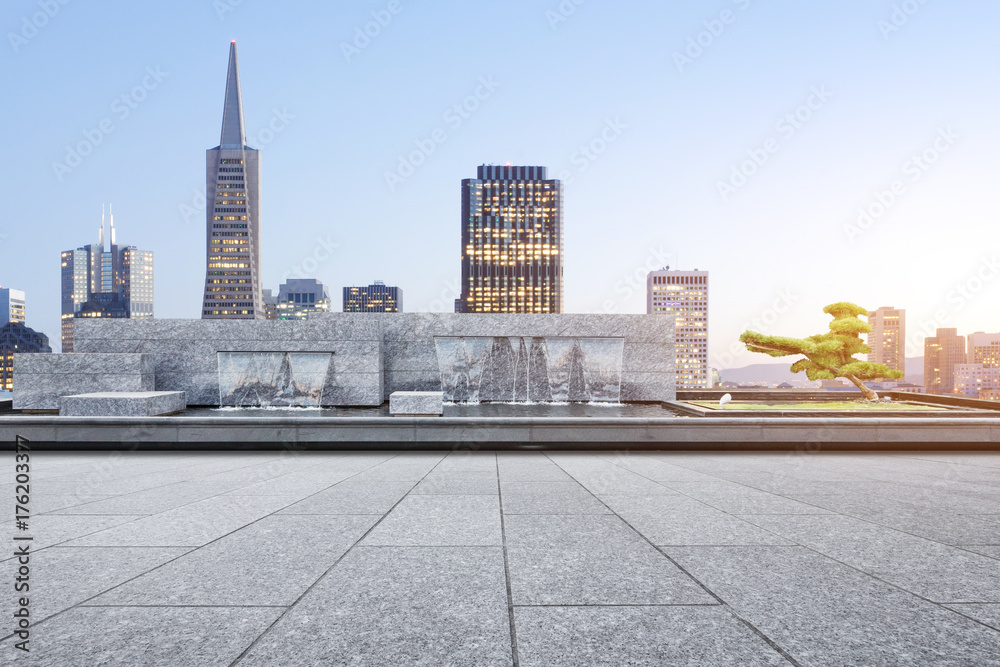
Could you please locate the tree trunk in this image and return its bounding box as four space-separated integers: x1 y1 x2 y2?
843 373 878 401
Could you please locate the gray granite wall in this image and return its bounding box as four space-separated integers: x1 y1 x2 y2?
72 313 675 406
74 318 383 406
13 353 154 411
371 314 675 402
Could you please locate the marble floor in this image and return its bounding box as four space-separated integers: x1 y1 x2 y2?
3 450 1000 666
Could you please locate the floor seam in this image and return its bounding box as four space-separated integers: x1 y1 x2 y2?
227 451 449 667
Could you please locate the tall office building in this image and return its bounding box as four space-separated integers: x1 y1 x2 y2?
924 328 966 395
1 322 52 392
966 332 1000 367
201 41 264 319
61 208 154 352
457 165 563 313
0 288 26 327
343 281 403 313
867 307 905 378
647 268 709 389
274 279 332 320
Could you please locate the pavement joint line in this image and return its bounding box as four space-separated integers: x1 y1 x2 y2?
544 450 805 667
0 452 407 644
76 604 290 608
32 451 349 517
496 452 521 667
597 452 1000 613
512 603 724 607
32 451 328 514
586 452 798 545
227 451 449 667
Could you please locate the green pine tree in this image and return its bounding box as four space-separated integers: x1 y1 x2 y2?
739 302 904 401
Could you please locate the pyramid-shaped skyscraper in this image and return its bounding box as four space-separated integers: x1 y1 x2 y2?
201 41 264 319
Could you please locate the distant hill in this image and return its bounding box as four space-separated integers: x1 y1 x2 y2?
721 357 924 387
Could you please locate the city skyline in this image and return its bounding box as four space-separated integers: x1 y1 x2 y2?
2 1 998 359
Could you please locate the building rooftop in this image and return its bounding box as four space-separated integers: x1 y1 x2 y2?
3 450 999 664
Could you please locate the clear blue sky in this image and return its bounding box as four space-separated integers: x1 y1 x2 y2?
2 0 998 362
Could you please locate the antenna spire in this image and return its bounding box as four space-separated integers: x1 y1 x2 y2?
219 41 247 149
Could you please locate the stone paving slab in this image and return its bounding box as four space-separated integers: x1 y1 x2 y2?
505 514 713 606
9 546 191 621
500 481 611 514
665 481 835 514
0 515 137 559
277 479 414 514
90 515 378 606
742 514 1000 602
514 606 789 667
601 494 793 546
1 606 284 666
411 471 499 495
46 481 242 516
64 494 300 547
666 545 1000 665
362 495 503 546
236 546 513 666
549 454 680 495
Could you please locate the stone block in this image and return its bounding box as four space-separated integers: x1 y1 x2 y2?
13 353 155 411
389 391 444 416
60 392 187 417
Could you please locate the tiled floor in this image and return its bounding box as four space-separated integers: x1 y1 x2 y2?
3 450 1000 665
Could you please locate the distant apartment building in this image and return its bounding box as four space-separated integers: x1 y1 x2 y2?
343 281 403 313
61 209 153 352
867 306 905 378
954 363 1000 398
1 322 52 392
0 288 26 327
924 328 966 395
647 268 709 389
273 279 331 320
980 389 1000 401
457 165 563 313
966 332 1000 368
